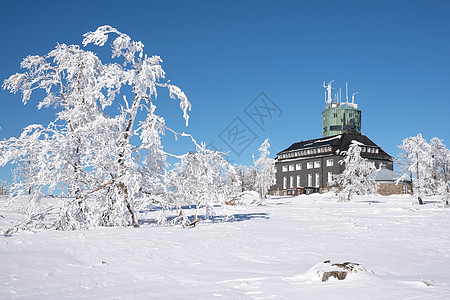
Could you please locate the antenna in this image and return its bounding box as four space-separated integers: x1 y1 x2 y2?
323 80 334 105
346 82 349 104
339 87 342 104
352 92 359 103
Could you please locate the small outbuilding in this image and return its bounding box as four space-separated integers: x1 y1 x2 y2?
374 164 412 195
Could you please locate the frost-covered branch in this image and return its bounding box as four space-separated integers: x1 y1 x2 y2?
330 144 377 201
1 25 199 232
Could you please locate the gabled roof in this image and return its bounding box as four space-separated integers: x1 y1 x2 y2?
277 133 392 160
374 164 411 183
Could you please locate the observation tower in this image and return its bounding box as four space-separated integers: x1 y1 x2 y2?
322 81 361 138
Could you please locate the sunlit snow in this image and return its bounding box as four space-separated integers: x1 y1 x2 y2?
1 194 449 299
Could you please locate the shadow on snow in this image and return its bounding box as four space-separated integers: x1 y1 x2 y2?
138 212 270 226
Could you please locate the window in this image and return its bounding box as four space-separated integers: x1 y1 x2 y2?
375 148 379 154
333 113 338 118
296 175 301 188
282 165 288 172
361 147 366 152
326 159 334 167
330 125 342 131
349 113 353 118
328 172 333 183
308 174 313 187
344 125 356 131
289 164 295 171
314 161 321 168
307 162 313 169
315 173 320 187
296 163 302 170
283 177 287 189
290 176 294 188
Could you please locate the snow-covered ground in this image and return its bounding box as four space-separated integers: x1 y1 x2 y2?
1 194 450 299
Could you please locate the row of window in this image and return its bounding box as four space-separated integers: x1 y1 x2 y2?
278 146 333 160
281 159 334 172
323 125 361 133
361 147 379 154
282 172 334 189
331 113 356 118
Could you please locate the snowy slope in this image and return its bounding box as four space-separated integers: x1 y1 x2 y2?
1 194 450 299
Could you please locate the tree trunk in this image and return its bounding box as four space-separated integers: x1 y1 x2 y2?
116 95 141 227
416 157 424 205
418 195 424 205
120 182 139 228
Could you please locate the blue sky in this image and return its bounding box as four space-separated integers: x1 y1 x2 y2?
1 0 449 181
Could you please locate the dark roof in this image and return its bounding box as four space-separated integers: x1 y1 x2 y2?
277 133 392 160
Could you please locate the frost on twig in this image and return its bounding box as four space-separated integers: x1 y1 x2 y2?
0 25 246 233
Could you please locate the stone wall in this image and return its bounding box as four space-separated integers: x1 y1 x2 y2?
377 183 412 196
270 183 412 197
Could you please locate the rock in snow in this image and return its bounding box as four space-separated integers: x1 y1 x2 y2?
319 261 373 282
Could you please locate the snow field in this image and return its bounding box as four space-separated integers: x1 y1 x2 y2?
1 194 450 299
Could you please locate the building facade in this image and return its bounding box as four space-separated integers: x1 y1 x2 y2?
272 81 394 195
273 133 394 193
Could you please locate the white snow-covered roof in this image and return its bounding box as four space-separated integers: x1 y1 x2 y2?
374 165 409 183
277 133 392 161
351 140 365 146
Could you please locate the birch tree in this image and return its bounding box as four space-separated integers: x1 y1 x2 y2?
398 134 433 205
167 141 240 225
429 137 450 205
1 25 191 231
253 139 276 200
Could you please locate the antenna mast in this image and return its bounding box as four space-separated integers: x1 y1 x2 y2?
322 80 334 106
346 82 349 104
352 92 359 104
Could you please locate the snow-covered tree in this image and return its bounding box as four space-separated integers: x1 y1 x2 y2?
330 143 377 201
237 165 257 192
0 181 7 196
1 25 191 231
253 139 276 200
398 134 433 205
167 141 240 225
429 137 450 205
398 134 450 206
